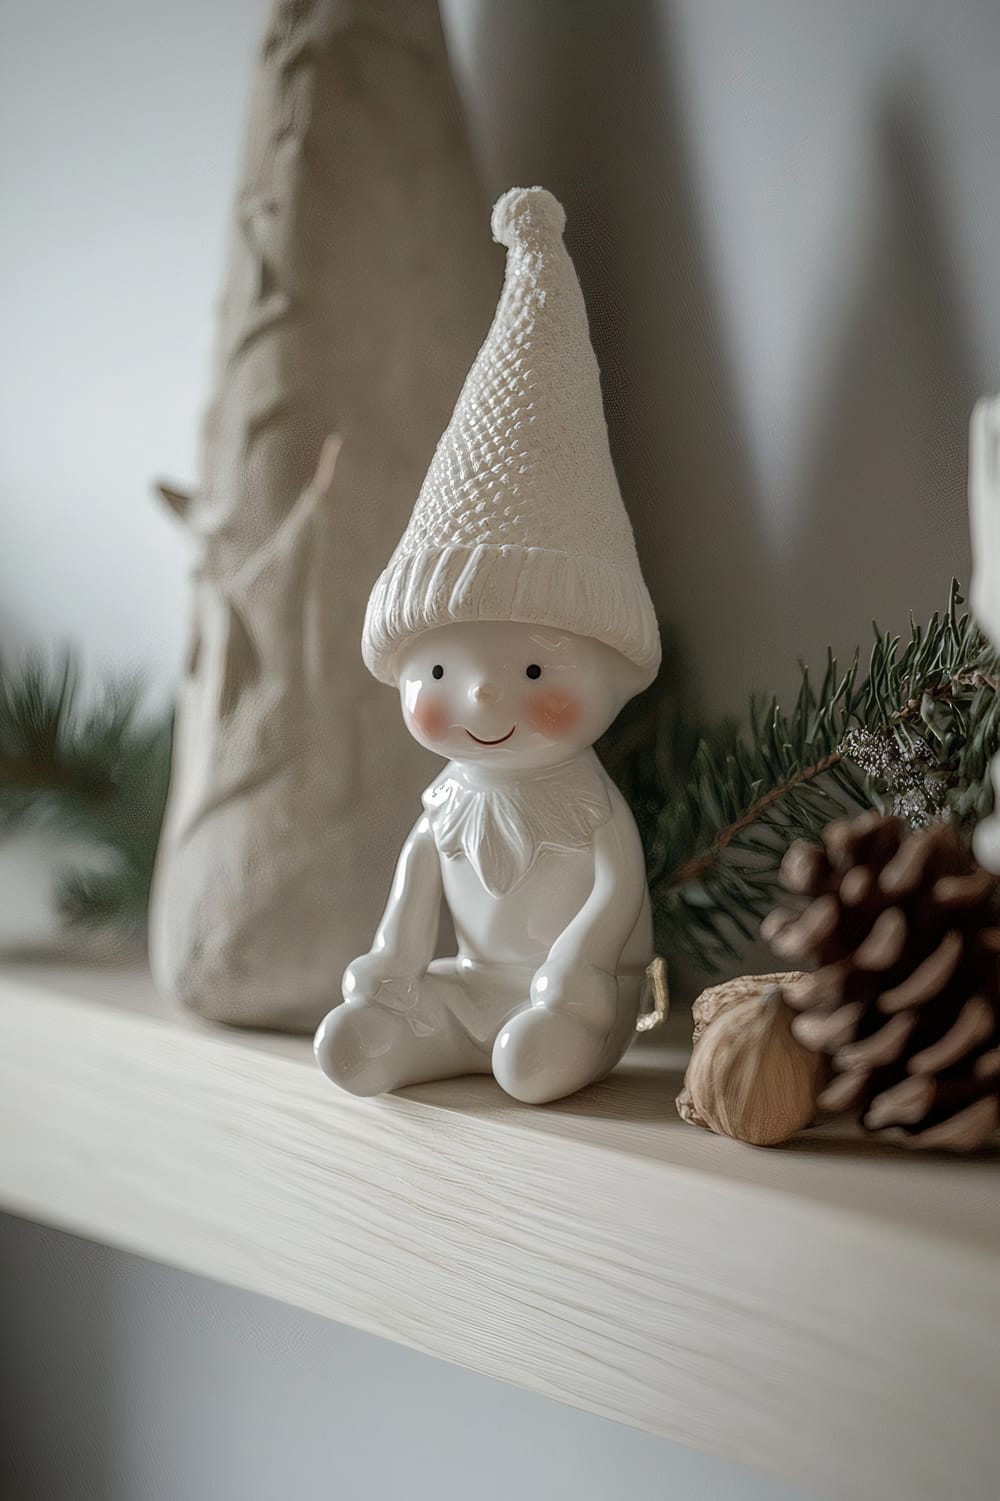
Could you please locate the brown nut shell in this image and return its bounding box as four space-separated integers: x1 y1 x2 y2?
681 981 822 1147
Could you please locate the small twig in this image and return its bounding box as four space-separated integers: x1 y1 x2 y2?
667 749 844 887
0 754 72 791
957 667 1000 694
0 753 111 799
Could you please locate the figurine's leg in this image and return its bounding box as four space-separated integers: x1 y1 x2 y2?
314 967 492 1097
491 974 642 1105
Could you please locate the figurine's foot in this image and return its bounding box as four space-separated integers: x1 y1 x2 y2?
314 1000 487 1097
491 1006 611 1105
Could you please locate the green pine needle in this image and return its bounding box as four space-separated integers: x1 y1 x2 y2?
600 582 1000 971
0 652 172 937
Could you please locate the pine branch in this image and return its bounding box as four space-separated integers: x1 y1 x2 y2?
601 583 1000 971
667 747 845 888
0 651 172 937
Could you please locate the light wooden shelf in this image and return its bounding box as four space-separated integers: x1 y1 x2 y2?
1 959 997 1501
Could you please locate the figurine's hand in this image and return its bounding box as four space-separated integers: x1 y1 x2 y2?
529 957 617 1031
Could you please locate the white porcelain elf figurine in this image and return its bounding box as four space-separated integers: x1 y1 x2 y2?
314 186 662 1104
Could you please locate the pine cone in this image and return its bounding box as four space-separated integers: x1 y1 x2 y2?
761 811 1000 1151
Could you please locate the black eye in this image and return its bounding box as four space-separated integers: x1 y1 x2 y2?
525 663 542 679
431 664 444 680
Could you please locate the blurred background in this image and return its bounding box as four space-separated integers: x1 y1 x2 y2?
4 0 999 702
2 2 999 1498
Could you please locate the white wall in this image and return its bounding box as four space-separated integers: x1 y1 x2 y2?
0 0 268 692
3 2 999 1498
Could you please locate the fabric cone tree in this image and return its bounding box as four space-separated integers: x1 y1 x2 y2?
150 0 498 1030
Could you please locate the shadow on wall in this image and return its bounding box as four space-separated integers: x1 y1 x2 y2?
470 0 765 712
775 90 975 667
0 1213 115 1498
466 1 975 714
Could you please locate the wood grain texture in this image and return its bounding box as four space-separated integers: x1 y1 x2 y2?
1 962 998 1501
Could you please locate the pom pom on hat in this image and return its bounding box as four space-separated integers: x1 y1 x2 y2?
491 186 567 249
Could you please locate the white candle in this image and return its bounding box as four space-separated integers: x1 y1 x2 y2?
970 397 1000 648
969 397 1000 871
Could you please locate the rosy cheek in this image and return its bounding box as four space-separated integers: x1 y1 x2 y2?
407 694 451 742
524 690 582 739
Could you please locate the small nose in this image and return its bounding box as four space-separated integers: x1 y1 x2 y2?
471 680 499 705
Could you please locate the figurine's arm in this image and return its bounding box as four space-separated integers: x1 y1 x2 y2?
530 796 646 1025
343 814 442 1002
547 801 646 971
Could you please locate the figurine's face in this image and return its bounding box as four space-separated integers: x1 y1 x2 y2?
396 621 643 771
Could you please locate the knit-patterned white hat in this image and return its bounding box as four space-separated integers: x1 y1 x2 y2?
362 186 660 687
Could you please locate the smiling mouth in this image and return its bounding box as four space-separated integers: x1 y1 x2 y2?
465 726 516 746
